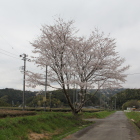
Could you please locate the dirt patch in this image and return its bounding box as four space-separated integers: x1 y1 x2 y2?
63 135 73 139
28 129 63 140
29 132 50 140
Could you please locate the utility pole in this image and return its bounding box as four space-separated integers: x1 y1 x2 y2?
98 82 101 109
20 54 30 111
73 74 75 107
44 65 47 111
49 92 52 111
76 83 78 106
115 97 117 110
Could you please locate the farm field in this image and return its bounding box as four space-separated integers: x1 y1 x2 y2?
0 107 103 112
0 109 36 118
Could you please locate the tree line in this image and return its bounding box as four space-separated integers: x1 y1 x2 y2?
0 88 139 109
111 89 140 109
0 88 100 108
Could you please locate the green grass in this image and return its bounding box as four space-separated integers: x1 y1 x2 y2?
0 111 115 140
125 111 140 129
125 112 140 122
0 112 92 140
125 111 140 135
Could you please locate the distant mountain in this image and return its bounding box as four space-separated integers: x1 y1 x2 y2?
0 88 126 107
0 88 37 106
90 88 125 96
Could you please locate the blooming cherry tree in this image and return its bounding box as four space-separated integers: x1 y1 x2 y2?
27 18 129 115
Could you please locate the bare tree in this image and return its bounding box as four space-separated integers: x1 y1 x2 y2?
27 18 129 115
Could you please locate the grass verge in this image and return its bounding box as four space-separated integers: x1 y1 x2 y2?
125 111 140 131
0 112 92 140
0 111 115 140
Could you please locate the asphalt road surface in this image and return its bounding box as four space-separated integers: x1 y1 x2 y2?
63 111 140 140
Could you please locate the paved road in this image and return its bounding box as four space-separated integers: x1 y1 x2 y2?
63 111 140 140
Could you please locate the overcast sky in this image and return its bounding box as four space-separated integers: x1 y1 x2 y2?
0 0 140 91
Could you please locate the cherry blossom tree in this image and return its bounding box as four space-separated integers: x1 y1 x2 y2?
27 18 129 115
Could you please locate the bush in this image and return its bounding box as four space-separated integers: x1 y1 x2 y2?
122 100 140 110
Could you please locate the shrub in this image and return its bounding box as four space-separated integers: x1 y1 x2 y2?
122 100 140 110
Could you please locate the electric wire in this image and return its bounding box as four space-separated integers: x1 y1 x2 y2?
0 49 41 72
0 34 20 54
1 31 140 77
1 48 140 76
0 48 18 57
0 51 20 60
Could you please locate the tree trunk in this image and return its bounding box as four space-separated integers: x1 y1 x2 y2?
72 109 79 115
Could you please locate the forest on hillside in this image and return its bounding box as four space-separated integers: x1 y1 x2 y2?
0 88 139 109
0 88 102 107
111 89 140 109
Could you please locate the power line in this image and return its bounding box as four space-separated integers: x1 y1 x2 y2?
0 49 43 72
0 48 18 57
1 49 140 76
0 34 19 54
0 51 20 60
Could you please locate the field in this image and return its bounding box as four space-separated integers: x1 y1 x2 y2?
0 110 115 140
0 109 36 118
0 107 103 112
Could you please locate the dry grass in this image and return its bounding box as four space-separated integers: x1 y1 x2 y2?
0 109 36 118
29 129 63 140
29 132 50 140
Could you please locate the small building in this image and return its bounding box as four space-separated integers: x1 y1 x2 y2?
127 107 136 111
